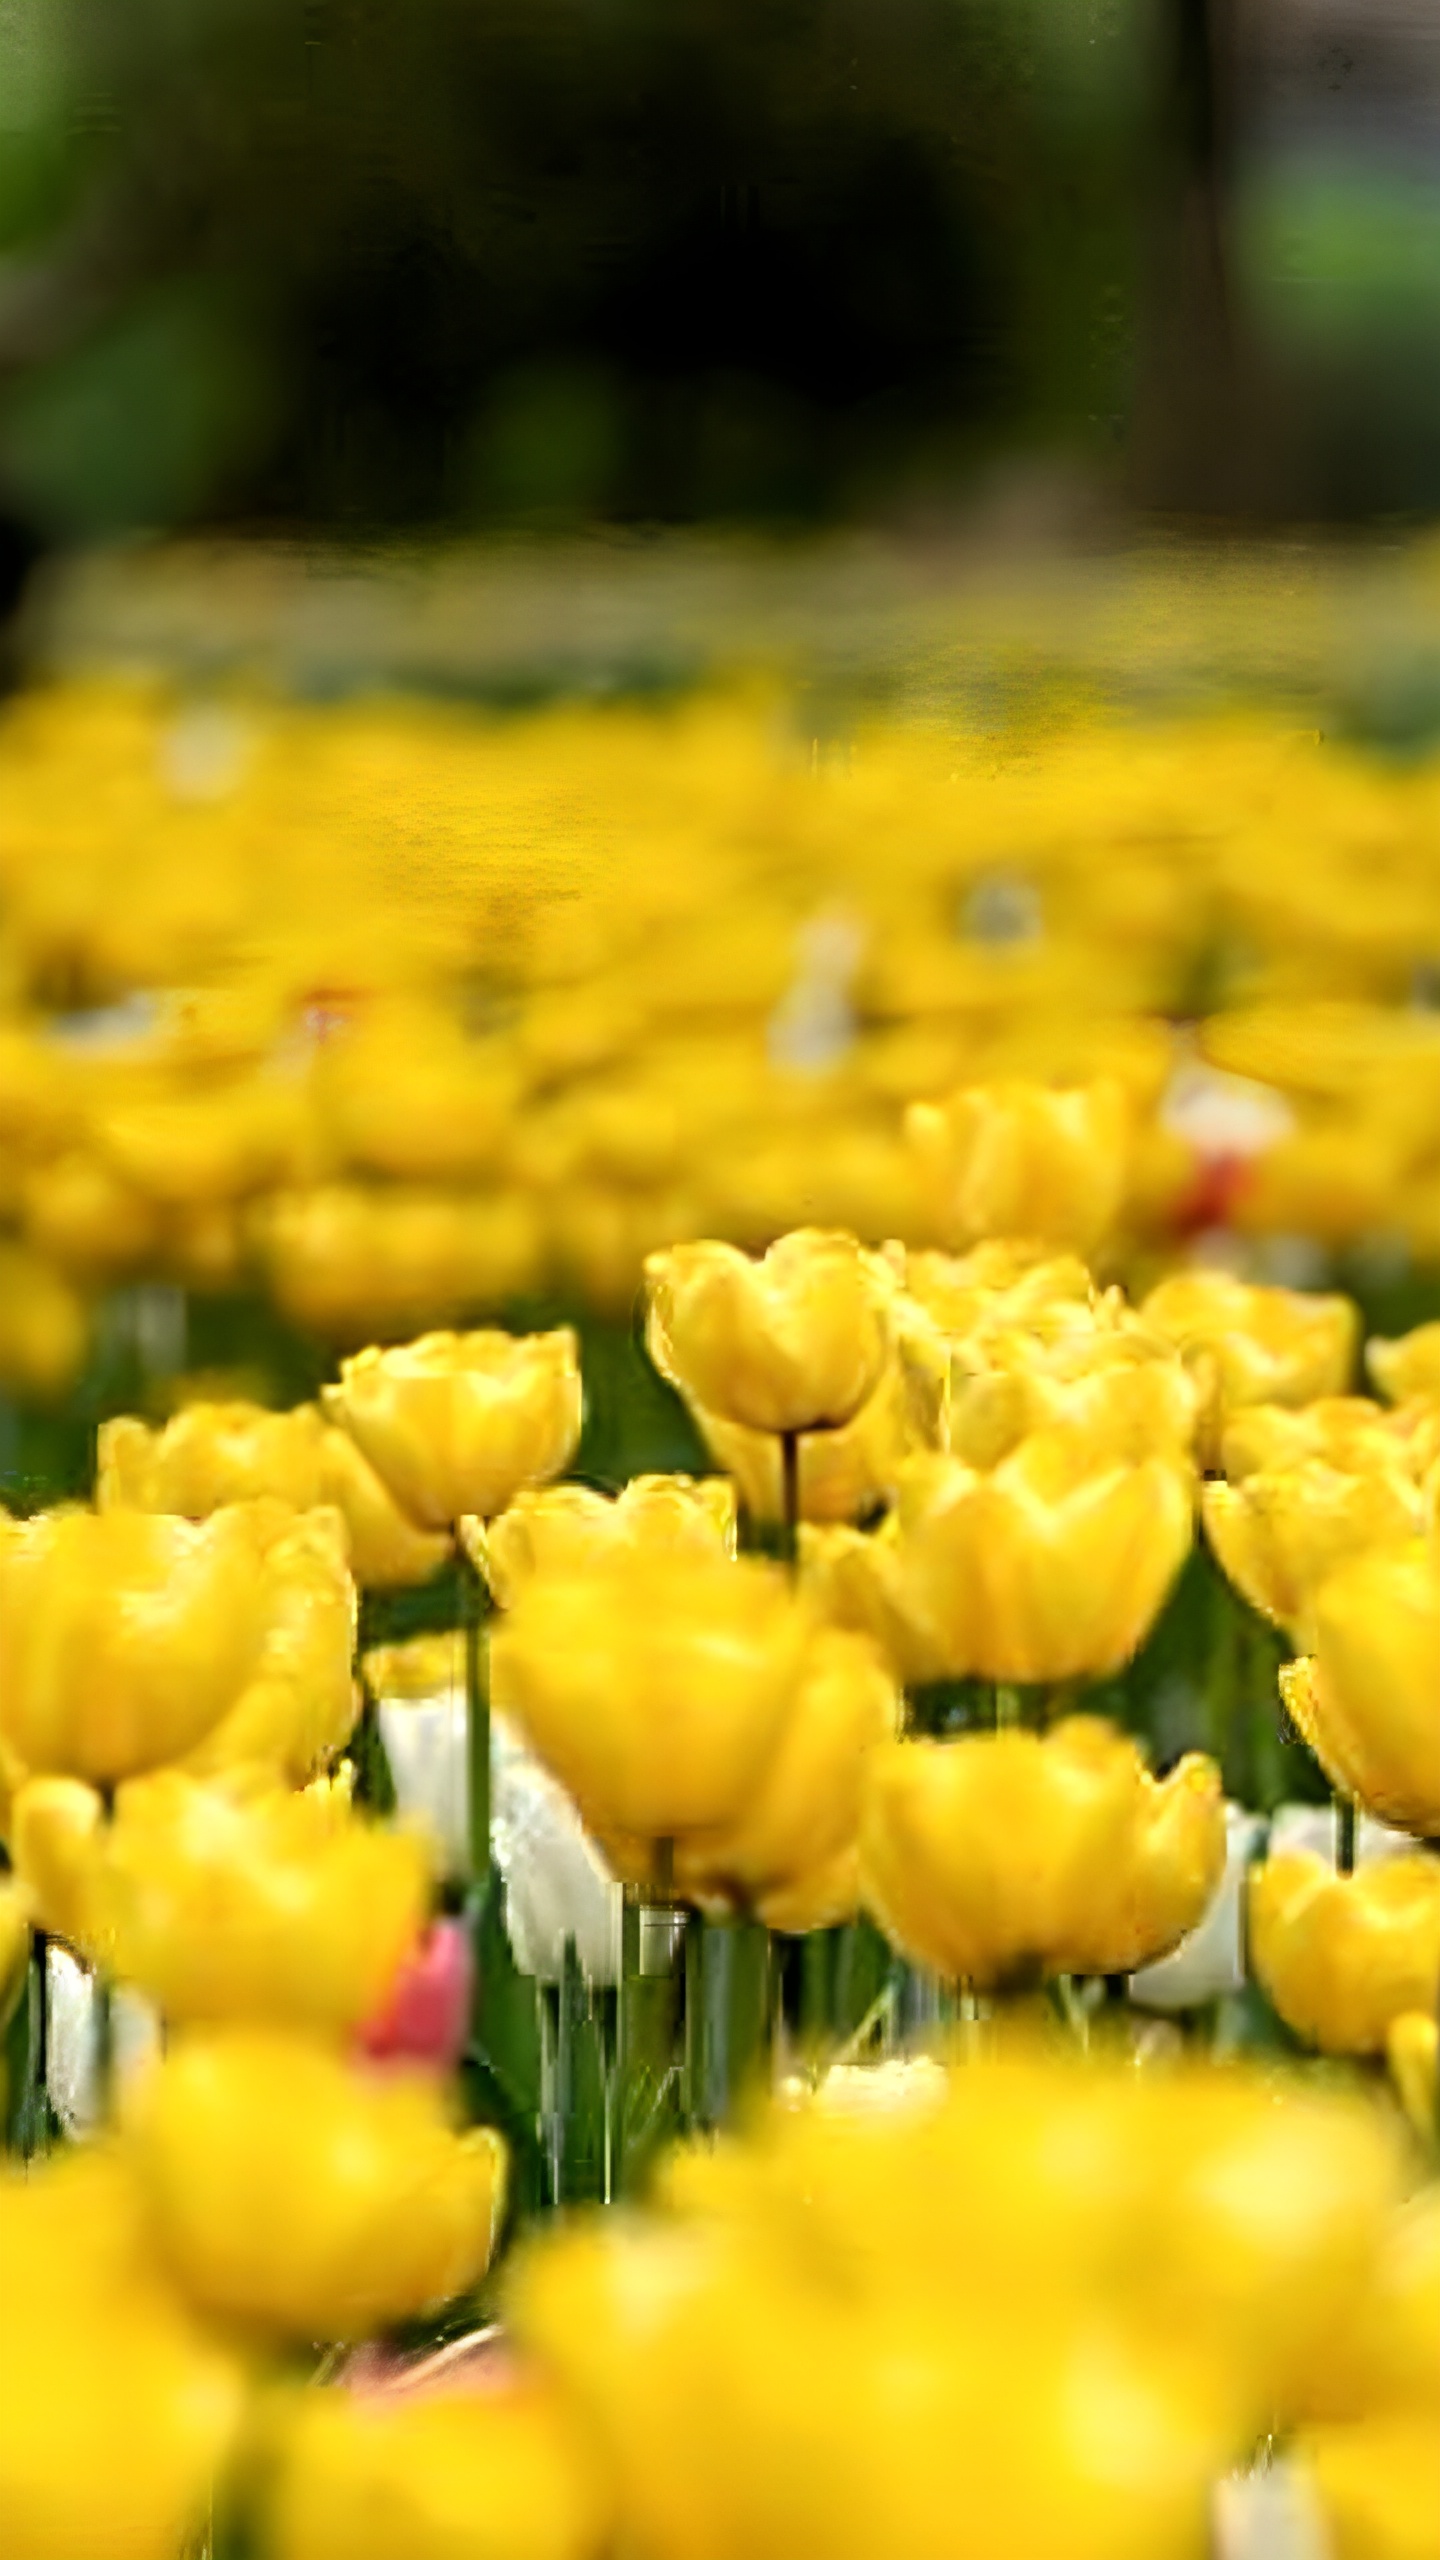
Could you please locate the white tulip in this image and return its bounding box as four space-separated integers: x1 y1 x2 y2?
378 1682 626 1986
1268 1802 1412 1867
1214 2463 1329 2560
1129 1805 1264 2012
45 1945 159 2136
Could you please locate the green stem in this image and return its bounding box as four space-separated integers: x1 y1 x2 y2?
682 1911 705 2133
1336 1798 1357 1876
461 1547 490 1898
778 1430 802 1573
798 1930 834 2047
994 1683 1022 1730
1053 1973 1091 2049
609 1893 642 2203
681 1912 772 2134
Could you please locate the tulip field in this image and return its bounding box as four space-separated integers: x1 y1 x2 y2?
4 670 1440 2559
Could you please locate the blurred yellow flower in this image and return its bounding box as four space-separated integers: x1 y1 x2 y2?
903 1078 1130 1253
1369 1319 1440 1408
0 2149 251 2560
125 2028 506 2342
0 1504 275 1784
0 1874 30 2028
1203 1461 1425 1635
314 998 520 1182
1281 1540 1440 1834
1299 2414 1440 2560
814 1435 1193 1686
644 1228 892 1436
1141 1269 1357 1455
14 1768 430 2035
1304 2187 1440 2424
0 1241 89 1400
268 2376 612 2560
465 1471 736 1608
859 1720 1224 1985
323 1327 583 1529
1387 2013 1438 2146
98 1400 451 1589
1248 1850 1440 2057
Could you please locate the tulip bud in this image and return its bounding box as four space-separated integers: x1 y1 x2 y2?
323 1327 583 1529
360 1919 473 2072
644 1229 892 1436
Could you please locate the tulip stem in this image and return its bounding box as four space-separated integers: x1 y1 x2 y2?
994 1684 1021 1730
461 1549 490 1900
1336 1799 1357 1876
778 1430 802 1572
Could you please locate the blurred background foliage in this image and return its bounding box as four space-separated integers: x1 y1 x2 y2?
0 0 1160 542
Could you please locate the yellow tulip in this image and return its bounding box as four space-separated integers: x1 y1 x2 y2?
894 1241 1096 1340
1369 1319 1440 1407
799 1513 951 1688
644 1228 892 1436
0 1874 30 2028
10 1771 104 1943
1301 2188 1440 2423
314 998 521 1182
673 1627 901 1929
943 1321 1200 1470
903 1077 1130 1253
180 1502 359 1783
317 1421 454 1586
686 1352 939 1525
1248 1851 1440 2056
1140 1270 1357 1455
1281 1539 1440 1833
0 1241 89 1400
94 1072 299 1206
0 1503 275 1784
1203 1461 1425 1635
1388 2013 1438 2146
16 1768 431 2034
1219 1395 1423 1481
0 2149 251 2560
268 2377 612 2560
1149 2066 1411 2432
124 2028 506 2342
859 1720 1225 1985
508 2079 1247 2560
1300 2415 1440 2560
98 1400 331 1516
98 1400 451 1589
836 1436 1193 1686
323 1327 583 1529
22 1145 160 1277
492 1555 890 1906
465 1472 736 1608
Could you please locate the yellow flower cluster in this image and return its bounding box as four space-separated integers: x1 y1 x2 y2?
1179 1313 1440 2094
9 681 1440 1389
0 1259 1440 2554
0 1331 593 2555
510 2044 1435 2560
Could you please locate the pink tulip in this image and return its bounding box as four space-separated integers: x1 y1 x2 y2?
359 1918 472 2071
